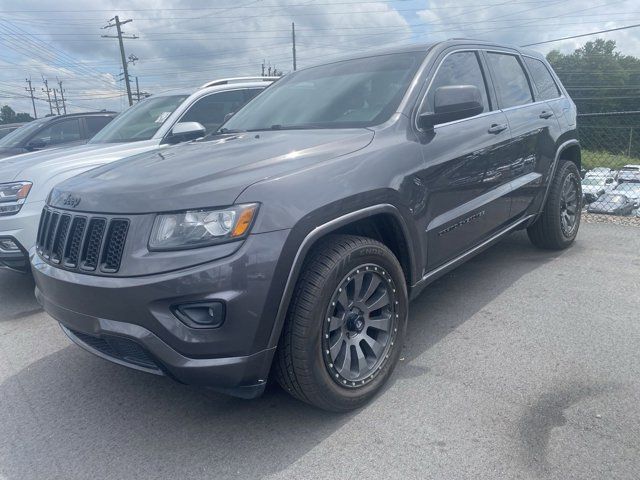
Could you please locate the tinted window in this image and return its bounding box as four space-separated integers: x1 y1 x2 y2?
85 116 114 138
487 53 533 108
523 57 560 101
181 89 261 134
32 119 81 146
426 51 490 113
90 95 189 144
223 52 425 131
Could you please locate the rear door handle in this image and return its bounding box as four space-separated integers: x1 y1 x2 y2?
488 123 508 134
539 111 554 119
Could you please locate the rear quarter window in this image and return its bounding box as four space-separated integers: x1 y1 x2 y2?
523 57 561 101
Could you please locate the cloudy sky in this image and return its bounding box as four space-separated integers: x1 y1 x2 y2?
1 0 639 116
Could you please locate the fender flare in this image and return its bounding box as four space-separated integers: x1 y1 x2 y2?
266 203 415 349
539 139 581 213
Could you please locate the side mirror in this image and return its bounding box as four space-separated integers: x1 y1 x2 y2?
418 85 484 130
167 122 206 144
26 138 47 151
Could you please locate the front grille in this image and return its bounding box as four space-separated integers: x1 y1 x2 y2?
68 328 160 371
36 207 129 273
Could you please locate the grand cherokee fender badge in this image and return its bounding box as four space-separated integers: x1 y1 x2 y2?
62 193 82 208
438 210 485 237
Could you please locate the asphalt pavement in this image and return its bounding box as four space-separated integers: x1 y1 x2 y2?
1 222 639 480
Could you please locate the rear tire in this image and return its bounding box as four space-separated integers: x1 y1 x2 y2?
527 160 582 250
274 234 408 412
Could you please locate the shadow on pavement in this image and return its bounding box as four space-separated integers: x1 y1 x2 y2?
0 231 570 480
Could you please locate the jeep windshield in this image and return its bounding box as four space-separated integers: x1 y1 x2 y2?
222 52 425 132
89 94 188 144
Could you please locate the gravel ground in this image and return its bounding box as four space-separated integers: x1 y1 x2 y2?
1 222 639 480
582 212 640 227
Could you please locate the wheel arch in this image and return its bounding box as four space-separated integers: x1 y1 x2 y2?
266 204 416 349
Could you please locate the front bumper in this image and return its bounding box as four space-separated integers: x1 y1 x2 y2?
0 236 29 272
32 229 292 397
0 199 44 273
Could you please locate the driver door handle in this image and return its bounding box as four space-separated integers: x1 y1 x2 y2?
539 110 554 119
488 123 508 134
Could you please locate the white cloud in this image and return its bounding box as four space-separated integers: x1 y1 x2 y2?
0 0 638 116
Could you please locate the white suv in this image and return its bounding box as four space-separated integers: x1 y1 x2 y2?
0 77 276 272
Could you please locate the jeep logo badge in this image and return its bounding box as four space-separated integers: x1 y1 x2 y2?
62 193 81 208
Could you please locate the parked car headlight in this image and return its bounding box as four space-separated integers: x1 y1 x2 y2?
0 181 32 216
149 203 259 250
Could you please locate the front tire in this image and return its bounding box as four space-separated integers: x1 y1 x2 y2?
528 160 582 250
274 234 408 412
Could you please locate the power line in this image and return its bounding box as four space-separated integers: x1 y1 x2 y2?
521 23 640 46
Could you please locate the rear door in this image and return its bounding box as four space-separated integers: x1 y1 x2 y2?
417 49 513 271
484 50 561 220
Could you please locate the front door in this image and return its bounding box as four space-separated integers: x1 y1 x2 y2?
416 50 513 271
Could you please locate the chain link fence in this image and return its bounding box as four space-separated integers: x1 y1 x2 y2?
577 111 640 218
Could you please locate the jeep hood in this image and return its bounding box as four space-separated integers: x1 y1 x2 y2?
49 129 374 213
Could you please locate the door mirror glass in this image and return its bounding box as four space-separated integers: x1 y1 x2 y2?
419 85 484 129
167 122 206 144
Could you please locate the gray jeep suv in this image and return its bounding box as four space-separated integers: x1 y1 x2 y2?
32 40 581 411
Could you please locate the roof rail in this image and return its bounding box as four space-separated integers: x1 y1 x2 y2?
199 76 280 89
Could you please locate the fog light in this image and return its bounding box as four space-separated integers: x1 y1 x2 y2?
0 238 20 253
173 301 225 329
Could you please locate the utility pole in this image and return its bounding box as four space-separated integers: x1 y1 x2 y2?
42 77 53 115
57 78 67 114
292 22 297 71
52 88 61 115
25 78 37 119
102 16 137 106
135 76 140 102
261 60 265 77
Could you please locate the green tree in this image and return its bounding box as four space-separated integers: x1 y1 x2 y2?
0 105 16 124
546 38 640 114
15 112 34 122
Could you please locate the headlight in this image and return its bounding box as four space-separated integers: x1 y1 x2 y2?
149 203 258 250
0 181 32 216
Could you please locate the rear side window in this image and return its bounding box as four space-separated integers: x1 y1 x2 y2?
486 53 533 108
426 51 490 113
181 89 262 134
523 57 561 100
85 116 114 138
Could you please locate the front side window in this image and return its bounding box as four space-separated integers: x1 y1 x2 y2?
523 57 561 101
32 119 81 146
486 53 533 108
90 95 189 144
180 89 262 134
425 51 490 113
223 52 426 131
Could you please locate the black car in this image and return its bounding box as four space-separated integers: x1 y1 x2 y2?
587 193 635 216
0 122 27 140
32 40 581 411
0 112 116 159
